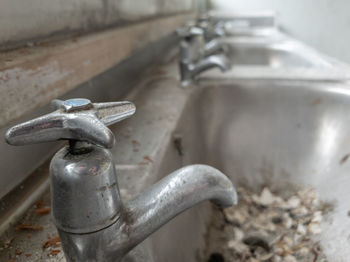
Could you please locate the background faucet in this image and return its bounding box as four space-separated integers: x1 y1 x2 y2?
5 98 237 262
177 24 227 57
197 14 226 41
177 23 231 85
177 26 231 85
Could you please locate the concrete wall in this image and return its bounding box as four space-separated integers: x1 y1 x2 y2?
210 0 350 64
0 0 196 50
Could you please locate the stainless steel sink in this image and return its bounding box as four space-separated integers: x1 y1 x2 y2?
226 41 332 68
203 34 350 80
208 10 277 37
147 78 350 261
217 32 335 69
2 36 350 261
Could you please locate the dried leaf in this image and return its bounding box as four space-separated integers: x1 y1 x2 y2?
35 207 51 215
15 224 43 231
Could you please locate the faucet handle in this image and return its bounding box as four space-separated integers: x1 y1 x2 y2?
5 98 136 149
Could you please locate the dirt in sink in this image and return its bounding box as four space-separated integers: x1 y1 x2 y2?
202 187 332 262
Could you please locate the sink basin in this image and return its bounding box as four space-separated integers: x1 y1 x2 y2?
146 79 350 262
209 10 277 37
204 34 350 80
227 42 332 68
219 34 334 69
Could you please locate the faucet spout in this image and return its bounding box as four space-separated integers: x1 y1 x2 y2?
58 165 237 262
122 164 237 247
180 54 231 85
194 54 230 75
204 39 227 57
6 99 237 262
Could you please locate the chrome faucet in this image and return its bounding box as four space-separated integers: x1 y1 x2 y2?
177 25 226 57
177 25 230 85
5 98 237 262
204 37 228 57
197 15 226 41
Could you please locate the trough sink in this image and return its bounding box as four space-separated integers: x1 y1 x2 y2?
209 10 277 37
215 31 333 69
207 33 350 80
225 40 332 68
2 51 350 262
144 78 350 262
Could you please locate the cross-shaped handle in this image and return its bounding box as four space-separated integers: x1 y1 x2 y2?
5 98 136 148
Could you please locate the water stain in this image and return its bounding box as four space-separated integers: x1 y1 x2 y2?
312 98 322 106
339 153 350 165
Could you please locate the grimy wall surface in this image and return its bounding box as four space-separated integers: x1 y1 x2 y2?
0 1 198 128
0 0 195 50
210 0 350 65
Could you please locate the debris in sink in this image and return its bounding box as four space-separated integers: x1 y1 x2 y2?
203 187 330 262
48 249 61 256
35 207 51 215
131 139 141 152
15 224 43 231
42 236 61 249
3 237 14 248
143 155 154 163
173 134 184 156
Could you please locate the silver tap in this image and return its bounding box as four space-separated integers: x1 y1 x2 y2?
177 24 230 85
176 25 226 57
179 37 231 85
5 98 237 262
197 15 226 41
203 38 228 57
197 14 226 40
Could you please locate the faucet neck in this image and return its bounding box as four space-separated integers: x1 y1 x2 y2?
50 144 122 234
68 140 94 155
56 165 237 262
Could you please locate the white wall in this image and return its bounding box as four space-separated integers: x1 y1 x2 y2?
210 0 350 64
